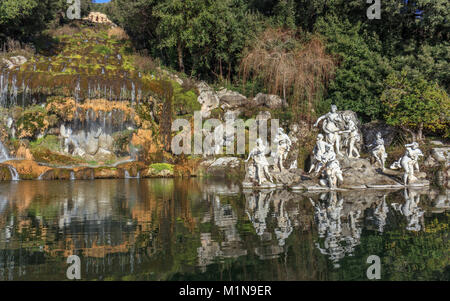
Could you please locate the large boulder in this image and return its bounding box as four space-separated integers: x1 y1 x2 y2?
197 82 219 118
251 93 283 109
202 157 242 178
1 56 27 70
217 88 247 109
361 121 399 150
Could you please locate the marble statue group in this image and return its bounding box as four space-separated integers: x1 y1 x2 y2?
243 105 428 190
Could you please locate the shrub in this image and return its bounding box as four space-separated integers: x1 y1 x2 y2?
16 106 49 139
107 27 129 40
381 70 450 140
131 51 159 74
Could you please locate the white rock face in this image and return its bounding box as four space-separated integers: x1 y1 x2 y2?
209 157 240 169
431 147 449 163
197 82 219 118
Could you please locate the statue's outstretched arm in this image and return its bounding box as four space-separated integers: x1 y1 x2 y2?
314 114 327 127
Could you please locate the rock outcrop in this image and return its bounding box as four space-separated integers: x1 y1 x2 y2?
83 12 115 25
1 56 27 70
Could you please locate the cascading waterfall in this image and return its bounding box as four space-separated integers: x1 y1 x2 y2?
70 171 76 180
7 165 19 181
0 141 9 162
0 72 9 107
124 170 140 179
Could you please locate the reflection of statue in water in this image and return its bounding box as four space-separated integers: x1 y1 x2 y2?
272 128 292 172
310 192 345 267
274 199 293 247
342 115 360 159
374 195 389 233
368 132 387 171
308 134 331 174
343 209 362 256
392 189 424 232
245 190 273 236
390 142 424 185
245 138 274 186
314 105 343 156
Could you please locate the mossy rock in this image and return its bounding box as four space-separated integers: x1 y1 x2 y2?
144 163 174 178
31 148 84 165
116 161 147 178
74 168 95 180
41 168 73 180
0 165 13 181
93 167 120 179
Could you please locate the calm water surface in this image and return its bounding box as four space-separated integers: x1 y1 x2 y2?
0 179 448 281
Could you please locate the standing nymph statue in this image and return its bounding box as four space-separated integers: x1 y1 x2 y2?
272 127 292 172
368 132 387 170
342 115 360 159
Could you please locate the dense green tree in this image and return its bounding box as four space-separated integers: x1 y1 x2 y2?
0 0 93 43
0 0 58 41
315 15 391 121
381 70 450 140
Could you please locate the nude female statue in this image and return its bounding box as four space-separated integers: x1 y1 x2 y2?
314 105 343 156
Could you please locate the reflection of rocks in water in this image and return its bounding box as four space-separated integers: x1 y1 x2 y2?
392 189 425 232
201 180 240 196
197 193 247 271
430 190 449 213
197 233 222 272
213 196 247 259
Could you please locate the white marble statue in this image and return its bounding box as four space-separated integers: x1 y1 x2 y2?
272 127 292 172
321 145 343 189
368 132 387 170
342 115 360 158
390 142 424 185
245 138 274 186
308 133 332 174
314 105 343 156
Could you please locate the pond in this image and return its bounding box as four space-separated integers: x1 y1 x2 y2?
0 179 448 281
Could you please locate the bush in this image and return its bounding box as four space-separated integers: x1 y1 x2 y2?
16 106 49 139
107 27 129 40
381 70 450 140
